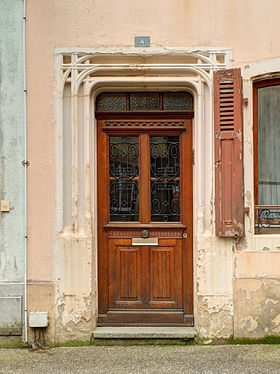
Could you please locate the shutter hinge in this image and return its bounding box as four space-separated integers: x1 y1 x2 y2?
215 160 221 168
242 98 248 106
192 149 195 165
22 160 30 167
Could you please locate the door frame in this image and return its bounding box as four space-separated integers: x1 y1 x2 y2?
55 48 230 337
96 110 194 326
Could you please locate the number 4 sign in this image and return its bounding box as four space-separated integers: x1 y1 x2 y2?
134 36 150 47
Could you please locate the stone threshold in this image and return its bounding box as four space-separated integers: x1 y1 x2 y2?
92 327 196 339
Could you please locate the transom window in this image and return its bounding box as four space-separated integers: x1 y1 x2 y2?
96 92 193 112
254 79 280 233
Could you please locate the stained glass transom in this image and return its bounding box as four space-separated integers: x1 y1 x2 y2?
96 92 193 111
129 92 160 111
96 93 126 111
163 92 193 110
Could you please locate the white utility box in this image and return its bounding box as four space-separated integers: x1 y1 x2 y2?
29 312 48 328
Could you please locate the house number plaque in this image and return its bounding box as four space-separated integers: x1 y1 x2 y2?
134 36 150 47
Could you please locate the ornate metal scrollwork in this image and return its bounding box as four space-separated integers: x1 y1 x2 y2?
150 136 180 222
256 206 280 233
109 136 139 221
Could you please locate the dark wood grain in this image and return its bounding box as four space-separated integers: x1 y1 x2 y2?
97 120 110 315
96 111 194 120
181 119 193 315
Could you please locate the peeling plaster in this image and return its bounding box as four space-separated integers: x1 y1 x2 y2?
234 279 280 338
196 296 234 338
243 316 258 333
54 232 95 342
272 314 280 334
236 237 248 251
56 296 93 342
196 237 233 296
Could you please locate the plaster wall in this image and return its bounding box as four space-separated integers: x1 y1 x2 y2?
0 0 25 334
228 59 280 338
25 0 280 341
28 0 280 64
0 0 25 283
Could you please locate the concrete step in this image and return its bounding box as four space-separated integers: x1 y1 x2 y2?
92 326 196 339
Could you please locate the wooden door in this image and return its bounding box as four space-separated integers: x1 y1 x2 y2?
97 114 193 326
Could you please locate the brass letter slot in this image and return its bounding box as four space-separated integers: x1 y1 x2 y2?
132 238 158 246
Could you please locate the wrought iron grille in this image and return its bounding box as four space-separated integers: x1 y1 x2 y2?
150 136 180 222
255 205 280 233
109 136 139 221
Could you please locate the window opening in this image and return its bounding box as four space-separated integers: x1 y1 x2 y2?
254 80 280 233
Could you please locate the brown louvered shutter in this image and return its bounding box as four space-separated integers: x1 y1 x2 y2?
214 68 244 237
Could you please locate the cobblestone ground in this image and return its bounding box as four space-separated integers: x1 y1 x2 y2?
0 345 279 374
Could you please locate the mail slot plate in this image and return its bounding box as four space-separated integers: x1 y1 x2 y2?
132 238 158 246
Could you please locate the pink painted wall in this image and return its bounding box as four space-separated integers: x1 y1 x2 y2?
25 0 280 341
26 1 280 279
26 0 280 280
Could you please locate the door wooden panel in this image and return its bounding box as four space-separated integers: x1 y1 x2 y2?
150 247 174 301
110 239 143 306
149 239 182 307
97 113 193 326
117 247 141 301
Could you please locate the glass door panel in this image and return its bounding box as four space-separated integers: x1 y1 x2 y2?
109 134 181 223
150 136 180 222
109 136 139 221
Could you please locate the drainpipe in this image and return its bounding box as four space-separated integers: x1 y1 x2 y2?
23 0 28 343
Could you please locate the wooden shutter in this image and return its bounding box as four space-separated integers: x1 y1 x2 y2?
214 68 244 237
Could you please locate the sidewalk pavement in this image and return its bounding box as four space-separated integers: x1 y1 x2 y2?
0 344 279 374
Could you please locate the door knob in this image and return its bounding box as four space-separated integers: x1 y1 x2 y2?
141 229 149 239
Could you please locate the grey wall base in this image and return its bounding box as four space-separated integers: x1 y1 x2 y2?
0 283 24 336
